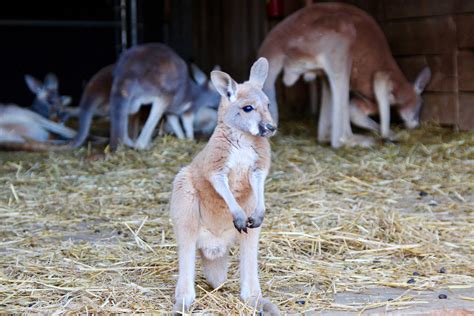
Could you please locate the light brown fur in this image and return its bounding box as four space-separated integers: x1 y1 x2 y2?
169 58 280 315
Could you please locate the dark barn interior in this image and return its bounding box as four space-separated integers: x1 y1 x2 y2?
2 0 474 129
0 1 473 315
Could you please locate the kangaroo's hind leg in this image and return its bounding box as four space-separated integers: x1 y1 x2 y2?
134 96 169 149
240 227 280 315
170 170 200 313
317 77 332 143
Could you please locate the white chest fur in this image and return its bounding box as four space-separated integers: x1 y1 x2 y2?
225 137 258 174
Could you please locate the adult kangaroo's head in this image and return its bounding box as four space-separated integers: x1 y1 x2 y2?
25 73 72 123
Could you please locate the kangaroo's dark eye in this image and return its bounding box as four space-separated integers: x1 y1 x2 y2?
267 103 270 108
242 105 254 112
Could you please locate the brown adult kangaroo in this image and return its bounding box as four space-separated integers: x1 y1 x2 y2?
259 3 431 147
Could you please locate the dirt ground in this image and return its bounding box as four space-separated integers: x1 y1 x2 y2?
0 123 473 314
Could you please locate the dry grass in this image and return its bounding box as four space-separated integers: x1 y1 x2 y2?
0 122 473 314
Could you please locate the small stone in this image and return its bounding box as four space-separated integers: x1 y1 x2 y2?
413 271 420 276
428 200 438 206
94 229 100 233
117 230 122 235
407 278 416 284
438 294 447 299
296 300 306 305
439 267 446 274
387 298 393 301
28 303 34 307
419 191 428 197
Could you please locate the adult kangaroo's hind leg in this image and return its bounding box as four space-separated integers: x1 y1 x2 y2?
317 78 332 143
170 171 200 313
134 97 169 149
320 44 352 148
109 89 131 151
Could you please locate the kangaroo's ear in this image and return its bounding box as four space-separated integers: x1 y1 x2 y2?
44 73 59 91
211 70 237 102
25 75 43 94
207 66 221 91
249 57 269 88
191 64 207 86
61 95 72 106
414 67 431 94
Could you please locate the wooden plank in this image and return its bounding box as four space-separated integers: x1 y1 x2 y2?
396 54 456 92
319 0 385 21
384 0 457 20
459 93 474 130
420 92 457 125
383 0 474 20
326 286 474 316
383 16 457 55
458 50 474 92
456 14 474 49
455 0 474 14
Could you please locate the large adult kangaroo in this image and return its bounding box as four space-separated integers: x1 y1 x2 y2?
259 3 431 147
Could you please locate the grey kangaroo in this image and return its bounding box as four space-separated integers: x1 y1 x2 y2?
70 61 218 148
24 73 72 123
109 43 220 151
0 104 75 151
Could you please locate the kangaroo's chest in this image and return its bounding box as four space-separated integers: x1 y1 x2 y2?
226 143 258 189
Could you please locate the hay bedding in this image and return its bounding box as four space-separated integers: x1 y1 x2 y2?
0 123 473 314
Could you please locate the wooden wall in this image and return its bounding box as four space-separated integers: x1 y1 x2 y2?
165 0 474 130
164 0 311 121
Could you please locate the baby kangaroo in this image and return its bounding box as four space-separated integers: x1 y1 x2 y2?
170 58 280 315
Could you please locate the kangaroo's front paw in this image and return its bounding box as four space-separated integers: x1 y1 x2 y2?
247 211 264 228
233 211 248 233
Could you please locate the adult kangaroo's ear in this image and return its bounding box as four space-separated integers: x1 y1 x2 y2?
61 95 72 106
414 67 431 94
191 64 207 86
44 73 59 91
249 57 269 88
210 70 237 102
25 75 43 94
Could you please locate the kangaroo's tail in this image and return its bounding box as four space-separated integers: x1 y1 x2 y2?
109 89 129 152
69 94 105 148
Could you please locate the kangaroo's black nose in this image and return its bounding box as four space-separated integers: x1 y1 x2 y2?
266 124 276 132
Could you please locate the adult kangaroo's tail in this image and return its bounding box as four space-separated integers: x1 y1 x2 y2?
109 89 129 152
69 95 103 148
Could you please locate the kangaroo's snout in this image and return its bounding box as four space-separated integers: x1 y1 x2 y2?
258 122 277 137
